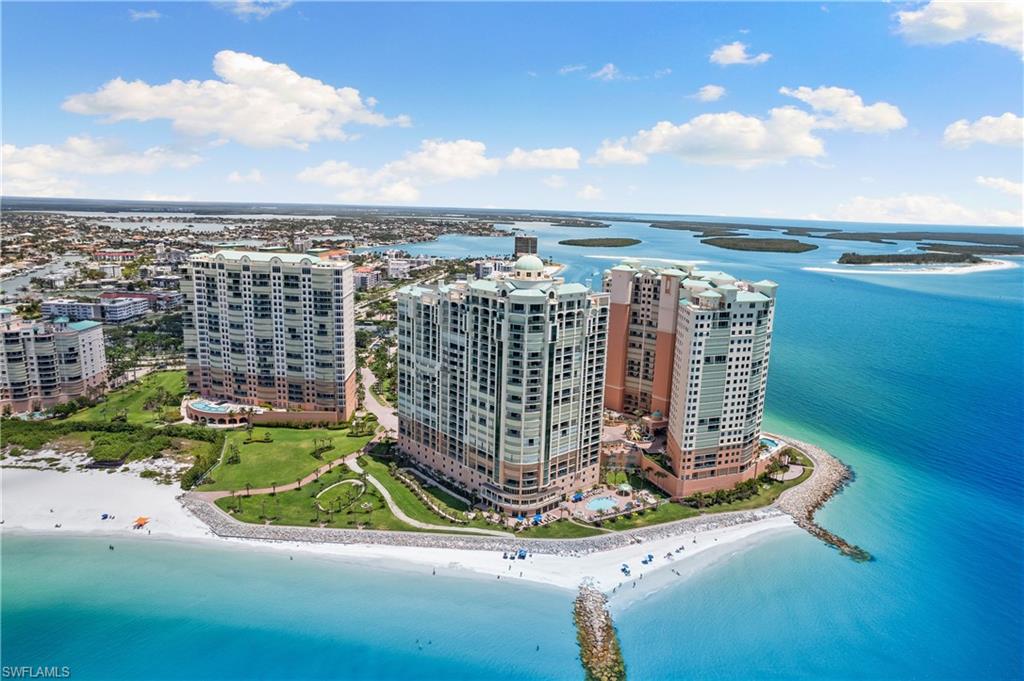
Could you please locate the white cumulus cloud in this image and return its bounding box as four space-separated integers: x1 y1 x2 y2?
559 64 587 75
588 138 649 166
779 86 907 132
895 1 1023 55
592 85 908 168
2 135 201 197
832 193 1021 227
227 168 264 184
976 175 1023 197
710 41 772 66
577 184 605 200
694 84 726 102
62 50 410 149
943 112 1023 148
297 139 580 204
504 147 580 170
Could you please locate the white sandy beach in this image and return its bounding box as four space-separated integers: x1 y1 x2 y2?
1 467 797 598
804 258 1019 276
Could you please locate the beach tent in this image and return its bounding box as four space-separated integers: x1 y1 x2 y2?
532 513 543 525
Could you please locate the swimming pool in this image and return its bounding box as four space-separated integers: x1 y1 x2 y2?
760 437 779 449
192 400 231 413
586 497 617 512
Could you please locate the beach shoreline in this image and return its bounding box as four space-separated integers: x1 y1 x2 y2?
0 465 798 595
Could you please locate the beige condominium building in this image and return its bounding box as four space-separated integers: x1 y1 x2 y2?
182 250 357 422
396 255 609 513
604 261 778 497
0 307 107 414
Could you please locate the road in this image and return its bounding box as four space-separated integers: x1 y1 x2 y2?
361 366 398 434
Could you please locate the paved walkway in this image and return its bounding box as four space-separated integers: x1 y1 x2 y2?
347 456 512 537
193 454 358 501
361 366 398 434
196 451 512 537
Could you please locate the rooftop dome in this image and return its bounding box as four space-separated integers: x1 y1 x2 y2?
514 254 545 272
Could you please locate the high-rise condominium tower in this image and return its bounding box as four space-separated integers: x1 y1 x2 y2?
604 261 778 497
396 255 609 513
182 251 357 421
603 262 688 419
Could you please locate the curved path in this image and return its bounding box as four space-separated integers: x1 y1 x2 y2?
346 456 512 537
192 454 356 501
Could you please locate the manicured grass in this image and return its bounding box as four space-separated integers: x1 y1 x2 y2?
69 371 186 425
698 463 814 513
601 502 700 531
199 427 371 492
423 484 471 512
517 519 607 538
360 456 497 531
215 466 414 531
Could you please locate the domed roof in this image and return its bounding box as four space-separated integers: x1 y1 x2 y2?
514 254 544 272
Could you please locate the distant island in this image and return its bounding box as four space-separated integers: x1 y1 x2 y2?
558 238 641 248
702 237 818 253
837 252 984 265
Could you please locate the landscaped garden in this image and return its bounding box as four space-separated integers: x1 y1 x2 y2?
67 370 186 426
199 427 373 492
215 465 413 531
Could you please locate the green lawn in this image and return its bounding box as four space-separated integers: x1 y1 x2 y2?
69 371 186 426
199 427 371 492
517 519 607 538
601 502 700 531
215 466 414 531
696 462 814 513
359 456 498 531
422 484 471 512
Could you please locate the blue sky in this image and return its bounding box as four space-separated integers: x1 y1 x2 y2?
3 1 1022 225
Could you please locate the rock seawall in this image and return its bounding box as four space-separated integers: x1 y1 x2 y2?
773 435 872 562
574 583 625 681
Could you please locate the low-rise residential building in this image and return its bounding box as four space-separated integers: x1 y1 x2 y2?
387 259 412 279
42 296 152 323
354 266 382 290
94 250 138 262
0 308 108 414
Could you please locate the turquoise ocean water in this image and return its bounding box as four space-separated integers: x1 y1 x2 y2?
3 216 1022 679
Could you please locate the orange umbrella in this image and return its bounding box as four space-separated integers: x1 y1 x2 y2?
133 517 150 526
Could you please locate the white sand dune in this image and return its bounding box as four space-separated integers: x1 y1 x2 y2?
1 467 796 598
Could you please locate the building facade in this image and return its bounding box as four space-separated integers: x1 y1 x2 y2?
514 234 538 256
660 272 777 496
0 308 107 414
182 250 357 421
603 262 689 419
396 255 609 513
42 296 151 323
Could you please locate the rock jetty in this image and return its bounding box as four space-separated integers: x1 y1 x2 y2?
573 583 625 681
773 435 872 562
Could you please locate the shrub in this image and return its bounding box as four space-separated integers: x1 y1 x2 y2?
139 469 159 479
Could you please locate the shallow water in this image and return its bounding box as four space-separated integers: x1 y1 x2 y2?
3 216 1022 679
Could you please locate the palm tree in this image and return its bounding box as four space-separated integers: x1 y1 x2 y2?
245 482 252 497
296 476 302 491
271 481 277 496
